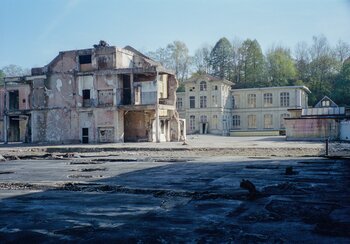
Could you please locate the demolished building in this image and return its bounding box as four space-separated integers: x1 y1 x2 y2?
0 42 185 144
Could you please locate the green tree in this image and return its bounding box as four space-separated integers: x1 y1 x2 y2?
209 37 233 80
237 39 266 88
266 46 297 86
334 59 350 106
308 35 340 105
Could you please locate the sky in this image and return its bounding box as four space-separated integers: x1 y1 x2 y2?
1 0 350 69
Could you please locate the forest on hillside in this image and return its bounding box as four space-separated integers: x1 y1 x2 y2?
146 35 350 106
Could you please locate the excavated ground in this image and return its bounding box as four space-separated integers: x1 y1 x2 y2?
0 136 349 242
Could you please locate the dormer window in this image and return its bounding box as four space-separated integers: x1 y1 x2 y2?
321 100 330 107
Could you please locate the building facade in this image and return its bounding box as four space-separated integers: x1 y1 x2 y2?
1 42 185 144
177 74 311 136
231 86 310 136
177 74 234 135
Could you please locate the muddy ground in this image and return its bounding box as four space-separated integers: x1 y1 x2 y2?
0 151 349 243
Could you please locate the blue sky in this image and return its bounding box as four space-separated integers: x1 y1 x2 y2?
1 0 350 68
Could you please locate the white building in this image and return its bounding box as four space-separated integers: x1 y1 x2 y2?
177 74 311 136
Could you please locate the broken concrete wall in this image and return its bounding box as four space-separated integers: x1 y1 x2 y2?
285 118 339 140
50 51 78 73
31 109 78 143
116 48 133 68
94 47 117 70
45 74 75 108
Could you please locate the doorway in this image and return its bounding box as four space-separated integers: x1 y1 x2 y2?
9 116 20 142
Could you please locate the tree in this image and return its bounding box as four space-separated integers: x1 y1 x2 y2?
147 41 191 83
237 39 266 87
334 59 350 106
209 37 233 80
167 41 192 83
307 35 339 104
334 39 350 64
266 46 297 86
1 64 30 77
193 45 212 74
146 47 172 68
294 41 310 82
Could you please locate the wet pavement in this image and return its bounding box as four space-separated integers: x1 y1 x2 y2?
0 155 349 243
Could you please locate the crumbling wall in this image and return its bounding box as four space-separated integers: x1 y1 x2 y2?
116 49 133 68
45 74 75 108
166 75 178 106
50 51 77 73
94 47 116 70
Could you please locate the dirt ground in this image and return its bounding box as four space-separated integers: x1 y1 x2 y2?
0 136 349 243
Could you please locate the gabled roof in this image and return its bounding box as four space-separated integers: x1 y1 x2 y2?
315 96 338 108
184 73 234 86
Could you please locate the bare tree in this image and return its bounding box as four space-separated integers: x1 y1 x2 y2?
193 44 212 74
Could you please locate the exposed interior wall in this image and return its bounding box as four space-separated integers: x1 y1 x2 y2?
124 111 152 142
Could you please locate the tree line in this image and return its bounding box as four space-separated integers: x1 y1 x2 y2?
146 35 350 106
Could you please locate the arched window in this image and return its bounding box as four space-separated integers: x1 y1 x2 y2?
200 81 207 91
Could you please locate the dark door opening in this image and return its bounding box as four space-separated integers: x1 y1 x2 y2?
9 116 20 142
82 89 91 107
82 128 89 144
122 75 131 105
9 90 19 111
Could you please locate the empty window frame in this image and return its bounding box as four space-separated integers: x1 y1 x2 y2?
189 115 196 131
248 94 256 108
9 90 19 110
248 114 257 129
200 81 207 91
189 96 195 108
200 96 207 108
264 114 273 129
79 55 92 64
263 93 273 106
280 92 290 107
232 115 241 128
